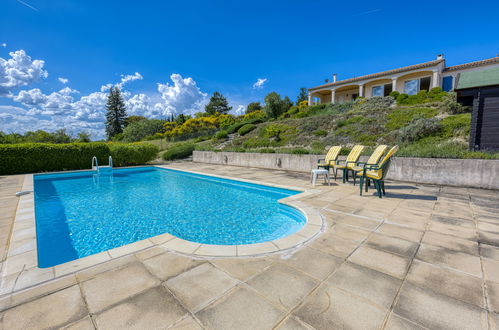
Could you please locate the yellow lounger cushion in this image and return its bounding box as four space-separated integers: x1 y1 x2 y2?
357 169 383 180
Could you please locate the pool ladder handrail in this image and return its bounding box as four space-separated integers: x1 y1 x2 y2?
108 156 113 169
91 156 99 172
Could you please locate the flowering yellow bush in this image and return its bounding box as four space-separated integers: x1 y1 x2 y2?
298 100 309 110
217 114 236 128
242 110 266 121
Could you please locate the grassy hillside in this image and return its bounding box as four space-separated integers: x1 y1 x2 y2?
150 94 499 160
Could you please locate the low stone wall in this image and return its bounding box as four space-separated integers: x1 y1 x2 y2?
193 151 499 190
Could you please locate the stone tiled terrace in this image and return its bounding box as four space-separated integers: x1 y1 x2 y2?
1 162 499 329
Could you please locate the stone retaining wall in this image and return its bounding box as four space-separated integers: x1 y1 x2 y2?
192 151 499 190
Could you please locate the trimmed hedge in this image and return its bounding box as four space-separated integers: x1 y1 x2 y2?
162 143 195 160
0 142 159 175
238 124 256 136
109 143 159 166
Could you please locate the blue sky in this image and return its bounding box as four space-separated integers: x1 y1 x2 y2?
1 0 499 138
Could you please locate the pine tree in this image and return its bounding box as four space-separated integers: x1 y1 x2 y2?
105 87 127 140
205 92 232 115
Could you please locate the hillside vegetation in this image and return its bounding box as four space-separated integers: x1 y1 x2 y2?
152 89 499 160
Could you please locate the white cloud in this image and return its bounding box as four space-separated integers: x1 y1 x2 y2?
231 105 246 116
117 72 142 89
0 54 210 139
1 43 6 48
156 73 208 116
252 78 267 89
0 50 48 96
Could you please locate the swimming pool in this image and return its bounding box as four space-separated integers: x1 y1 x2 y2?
34 167 306 267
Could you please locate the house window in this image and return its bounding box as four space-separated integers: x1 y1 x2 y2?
420 77 431 91
404 76 432 95
372 85 384 97
383 83 393 96
443 76 453 91
404 79 419 95
351 93 359 100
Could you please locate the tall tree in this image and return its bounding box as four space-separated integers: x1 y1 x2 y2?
124 115 147 127
205 92 232 115
105 87 127 140
297 87 308 104
263 92 288 118
246 102 262 114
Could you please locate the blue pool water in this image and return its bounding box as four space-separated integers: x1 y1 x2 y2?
34 167 305 267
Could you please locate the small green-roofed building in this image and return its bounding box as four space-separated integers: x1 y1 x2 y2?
456 67 499 151
456 67 499 90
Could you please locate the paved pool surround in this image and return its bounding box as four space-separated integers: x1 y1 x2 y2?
193 151 499 190
0 162 498 329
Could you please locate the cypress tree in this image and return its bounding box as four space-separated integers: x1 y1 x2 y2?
105 87 127 140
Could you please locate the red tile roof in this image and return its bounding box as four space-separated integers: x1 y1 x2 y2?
309 59 444 91
443 57 499 72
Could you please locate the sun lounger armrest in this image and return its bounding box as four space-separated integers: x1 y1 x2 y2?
317 158 325 163
365 164 380 170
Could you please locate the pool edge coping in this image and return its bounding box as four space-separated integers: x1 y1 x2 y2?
0 165 325 303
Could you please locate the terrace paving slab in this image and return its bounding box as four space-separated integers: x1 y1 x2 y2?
165 263 238 312
308 232 360 258
94 286 188 330
0 285 87 330
60 316 95 330
294 283 388 330
348 246 411 280
276 316 312 330
415 244 482 277
326 261 402 309
246 263 318 309
210 257 274 281
279 247 343 281
195 286 285 330
406 259 485 308
384 313 427 330
80 261 160 313
394 283 487 330
365 232 419 258
422 231 479 256
142 251 204 281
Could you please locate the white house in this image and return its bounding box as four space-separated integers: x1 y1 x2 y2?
308 55 499 105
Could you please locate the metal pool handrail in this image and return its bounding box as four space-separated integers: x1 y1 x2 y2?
108 156 113 169
92 156 99 172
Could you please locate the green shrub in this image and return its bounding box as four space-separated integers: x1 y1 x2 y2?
238 124 256 136
213 130 228 140
162 143 195 160
225 118 263 134
440 113 471 138
354 96 394 112
284 147 309 154
194 135 211 142
263 124 292 141
122 119 165 142
389 91 400 99
0 143 109 174
258 148 276 153
0 142 159 175
386 107 438 130
440 92 470 114
242 137 273 148
313 129 327 137
396 116 441 143
109 143 159 166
